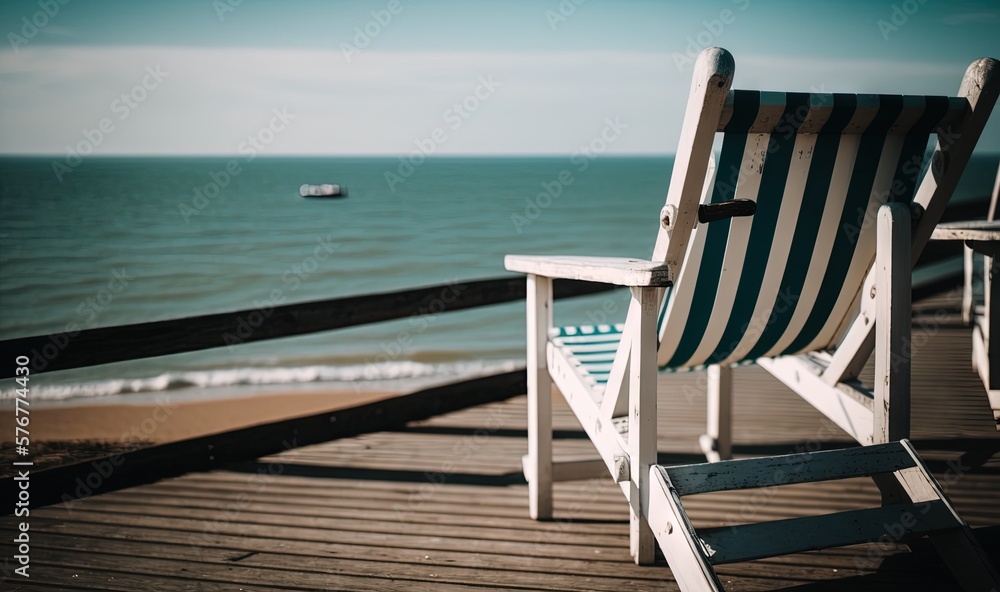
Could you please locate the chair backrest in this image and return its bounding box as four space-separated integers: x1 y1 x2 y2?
655 49 999 370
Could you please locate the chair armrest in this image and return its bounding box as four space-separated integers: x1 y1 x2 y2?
931 221 1000 256
504 255 673 287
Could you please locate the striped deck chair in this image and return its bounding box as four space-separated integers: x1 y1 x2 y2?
505 48 1000 589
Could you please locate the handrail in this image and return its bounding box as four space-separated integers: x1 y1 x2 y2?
0 276 615 378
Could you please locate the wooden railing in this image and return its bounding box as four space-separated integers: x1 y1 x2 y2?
0 276 615 379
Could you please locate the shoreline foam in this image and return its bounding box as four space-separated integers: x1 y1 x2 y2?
0 359 519 406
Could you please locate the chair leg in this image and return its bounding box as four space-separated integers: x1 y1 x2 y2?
526 275 553 520
700 364 732 462
629 287 658 564
649 466 726 591
987 255 998 389
986 256 1000 430
962 245 974 326
899 440 1000 592
927 526 1000 592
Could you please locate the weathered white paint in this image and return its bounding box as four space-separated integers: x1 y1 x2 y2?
505 255 673 287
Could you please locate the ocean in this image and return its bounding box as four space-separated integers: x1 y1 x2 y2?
1 154 997 405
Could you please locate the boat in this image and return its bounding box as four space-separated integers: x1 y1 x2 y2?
300 184 347 198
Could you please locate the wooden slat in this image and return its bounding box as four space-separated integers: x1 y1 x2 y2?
24 497 622 539
18 548 534 592
0 583 92 592
118 475 900 521
14 519 665 579
16 509 632 562
3 562 305 592
505 255 674 287
0 277 613 378
15 531 656 592
0 371 528 511
700 500 958 565
664 442 916 496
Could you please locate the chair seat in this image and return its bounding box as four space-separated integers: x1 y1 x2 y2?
549 324 625 394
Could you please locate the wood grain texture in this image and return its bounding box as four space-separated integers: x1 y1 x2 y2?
2 294 999 590
665 443 916 497
699 501 956 565
931 221 1000 242
505 255 674 287
0 370 528 511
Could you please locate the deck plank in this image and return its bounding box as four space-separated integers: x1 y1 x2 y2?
2 303 999 590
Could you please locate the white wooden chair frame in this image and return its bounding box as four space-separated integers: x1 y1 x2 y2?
649 438 998 591
945 165 1000 428
506 48 1000 590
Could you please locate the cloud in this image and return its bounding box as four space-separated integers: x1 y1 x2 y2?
736 54 960 95
0 46 678 155
0 46 995 155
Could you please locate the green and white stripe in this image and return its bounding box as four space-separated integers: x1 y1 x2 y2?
553 90 962 385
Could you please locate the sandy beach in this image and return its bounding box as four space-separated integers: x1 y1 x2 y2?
1 389 399 472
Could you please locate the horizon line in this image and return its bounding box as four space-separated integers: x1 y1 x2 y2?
5 151 1000 158
0 152 683 158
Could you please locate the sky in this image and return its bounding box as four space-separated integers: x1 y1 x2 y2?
0 0 998 156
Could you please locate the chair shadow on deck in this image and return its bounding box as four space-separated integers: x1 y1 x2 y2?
394 427 1000 467
224 435 1000 487
224 460 528 487
777 525 1000 592
398 425 1000 473
393 425 593 439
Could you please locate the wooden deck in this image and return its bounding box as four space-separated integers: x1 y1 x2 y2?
4 306 1000 590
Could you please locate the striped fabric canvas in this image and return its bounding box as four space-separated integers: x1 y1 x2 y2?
553 89 966 385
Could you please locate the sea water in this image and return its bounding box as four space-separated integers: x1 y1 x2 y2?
1 154 997 403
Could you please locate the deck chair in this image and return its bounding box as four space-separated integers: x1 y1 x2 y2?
505 48 1000 589
941 164 1000 428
